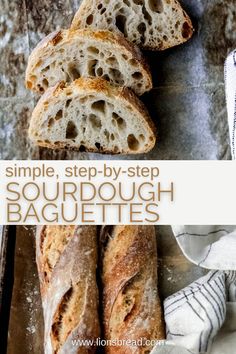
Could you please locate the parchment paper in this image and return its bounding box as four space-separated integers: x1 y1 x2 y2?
0 0 233 160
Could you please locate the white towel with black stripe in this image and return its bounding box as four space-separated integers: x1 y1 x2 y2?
225 49 236 159
172 226 236 270
151 271 236 354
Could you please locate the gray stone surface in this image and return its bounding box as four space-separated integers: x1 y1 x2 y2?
0 0 234 160
0 97 38 159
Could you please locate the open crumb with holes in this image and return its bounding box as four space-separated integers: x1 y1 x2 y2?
71 0 193 50
25 29 152 96
29 78 156 154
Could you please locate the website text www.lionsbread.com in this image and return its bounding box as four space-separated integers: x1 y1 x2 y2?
71 337 169 348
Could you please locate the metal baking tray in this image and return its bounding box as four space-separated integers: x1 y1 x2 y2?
0 226 16 353
1 225 206 354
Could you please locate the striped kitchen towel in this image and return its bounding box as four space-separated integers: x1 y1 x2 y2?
171 226 236 270
225 49 236 160
151 271 236 354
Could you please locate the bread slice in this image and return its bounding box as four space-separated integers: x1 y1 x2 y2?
29 78 156 154
71 0 193 50
25 29 152 96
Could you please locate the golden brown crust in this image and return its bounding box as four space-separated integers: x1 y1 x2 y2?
36 226 100 354
37 225 76 293
101 226 165 354
51 30 63 46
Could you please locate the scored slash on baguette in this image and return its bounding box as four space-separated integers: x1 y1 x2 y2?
29 78 156 155
101 225 165 354
36 226 100 354
71 0 193 51
25 29 152 96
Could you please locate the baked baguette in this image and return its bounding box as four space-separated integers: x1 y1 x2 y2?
100 225 165 353
29 78 156 154
36 226 100 354
71 0 193 51
25 29 152 96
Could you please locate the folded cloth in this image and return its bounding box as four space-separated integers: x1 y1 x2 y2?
210 302 236 353
225 49 236 159
151 271 236 354
172 226 236 270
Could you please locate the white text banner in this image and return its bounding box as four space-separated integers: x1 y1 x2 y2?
0 160 235 225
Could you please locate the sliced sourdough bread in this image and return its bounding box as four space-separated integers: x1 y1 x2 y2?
25 29 152 96
71 0 193 50
29 78 156 154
